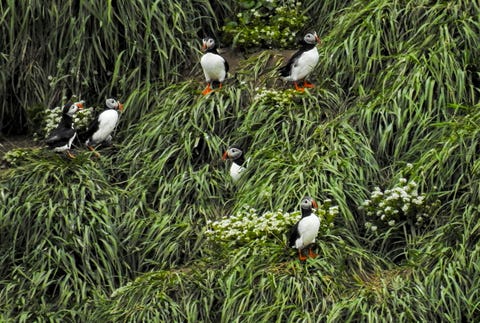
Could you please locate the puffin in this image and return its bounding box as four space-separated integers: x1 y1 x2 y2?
289 196 320 261
45 101 84 158
279 32 321 91
200 37 229 95
83 98 123 156
222 147 246 182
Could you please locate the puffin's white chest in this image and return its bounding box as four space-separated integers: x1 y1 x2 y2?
294 214 320 249
201 53 227 82
92 110 119 143
229 162 245 182
289 47 319 81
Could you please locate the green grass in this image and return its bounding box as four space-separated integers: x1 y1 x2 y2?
1 0 480 321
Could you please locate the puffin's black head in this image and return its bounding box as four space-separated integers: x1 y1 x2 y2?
62 101 84 117
303 32 321 45
222 147 243 161
300 196 318 211
106 98 124 111
202 37 216 51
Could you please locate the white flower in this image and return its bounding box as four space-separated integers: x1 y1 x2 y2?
371 225 378 232
412 196 425 205
329 206 339 215
388 220 395 226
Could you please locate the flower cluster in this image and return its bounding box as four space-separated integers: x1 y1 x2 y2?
222 0 308 50
253 87 298 108
33 97 94 141
205 200 338 245
361 178 440 232
1 148 32 167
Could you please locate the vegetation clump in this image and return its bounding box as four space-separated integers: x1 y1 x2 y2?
222 0 309 49
1 148 37 167
362 177 441 232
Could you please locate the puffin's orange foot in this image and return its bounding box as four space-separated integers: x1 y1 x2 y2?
202 84 213 95
66 150 76 159
294 82 305 92
308 248 318 258
303 81 315 88
298 249 307 261
88 145 101 158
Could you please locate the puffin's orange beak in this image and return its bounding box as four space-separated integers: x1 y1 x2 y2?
201 41 207 51
315 34 321 44
76 101 84 110
312 200 318 209
222 151 228 160
118 102 124 111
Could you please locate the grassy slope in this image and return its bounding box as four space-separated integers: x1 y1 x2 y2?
0 0 479 321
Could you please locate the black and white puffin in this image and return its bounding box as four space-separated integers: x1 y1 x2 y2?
289 196 320 261
83 98 123 155
279 32 321 91
222 147 246 182
200 37 229 95
45 101 84 158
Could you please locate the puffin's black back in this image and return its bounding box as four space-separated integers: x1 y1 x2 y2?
288 222 300 247
78 113 100 143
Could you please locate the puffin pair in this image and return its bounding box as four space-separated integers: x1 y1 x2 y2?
46 98 123 158
279 31 321 91
46 101 84 158
222 147 246 182
289 196 320 261
200 37 229 95
200 32 320 94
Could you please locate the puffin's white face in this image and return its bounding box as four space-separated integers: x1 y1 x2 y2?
106 98 123 111
304 32 320 45
223 147 243 161
202 37 216 51
64 101 84 116
300 196 318 210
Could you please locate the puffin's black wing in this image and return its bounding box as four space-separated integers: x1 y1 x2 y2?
279 50 304 77
78 116 100 142
288 221 300 248
45 127 75 145
224 57 229 75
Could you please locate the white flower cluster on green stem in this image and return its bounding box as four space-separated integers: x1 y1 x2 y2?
253 87 298 108
361 178 440 232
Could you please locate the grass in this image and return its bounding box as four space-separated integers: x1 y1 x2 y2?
0 0 479 321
